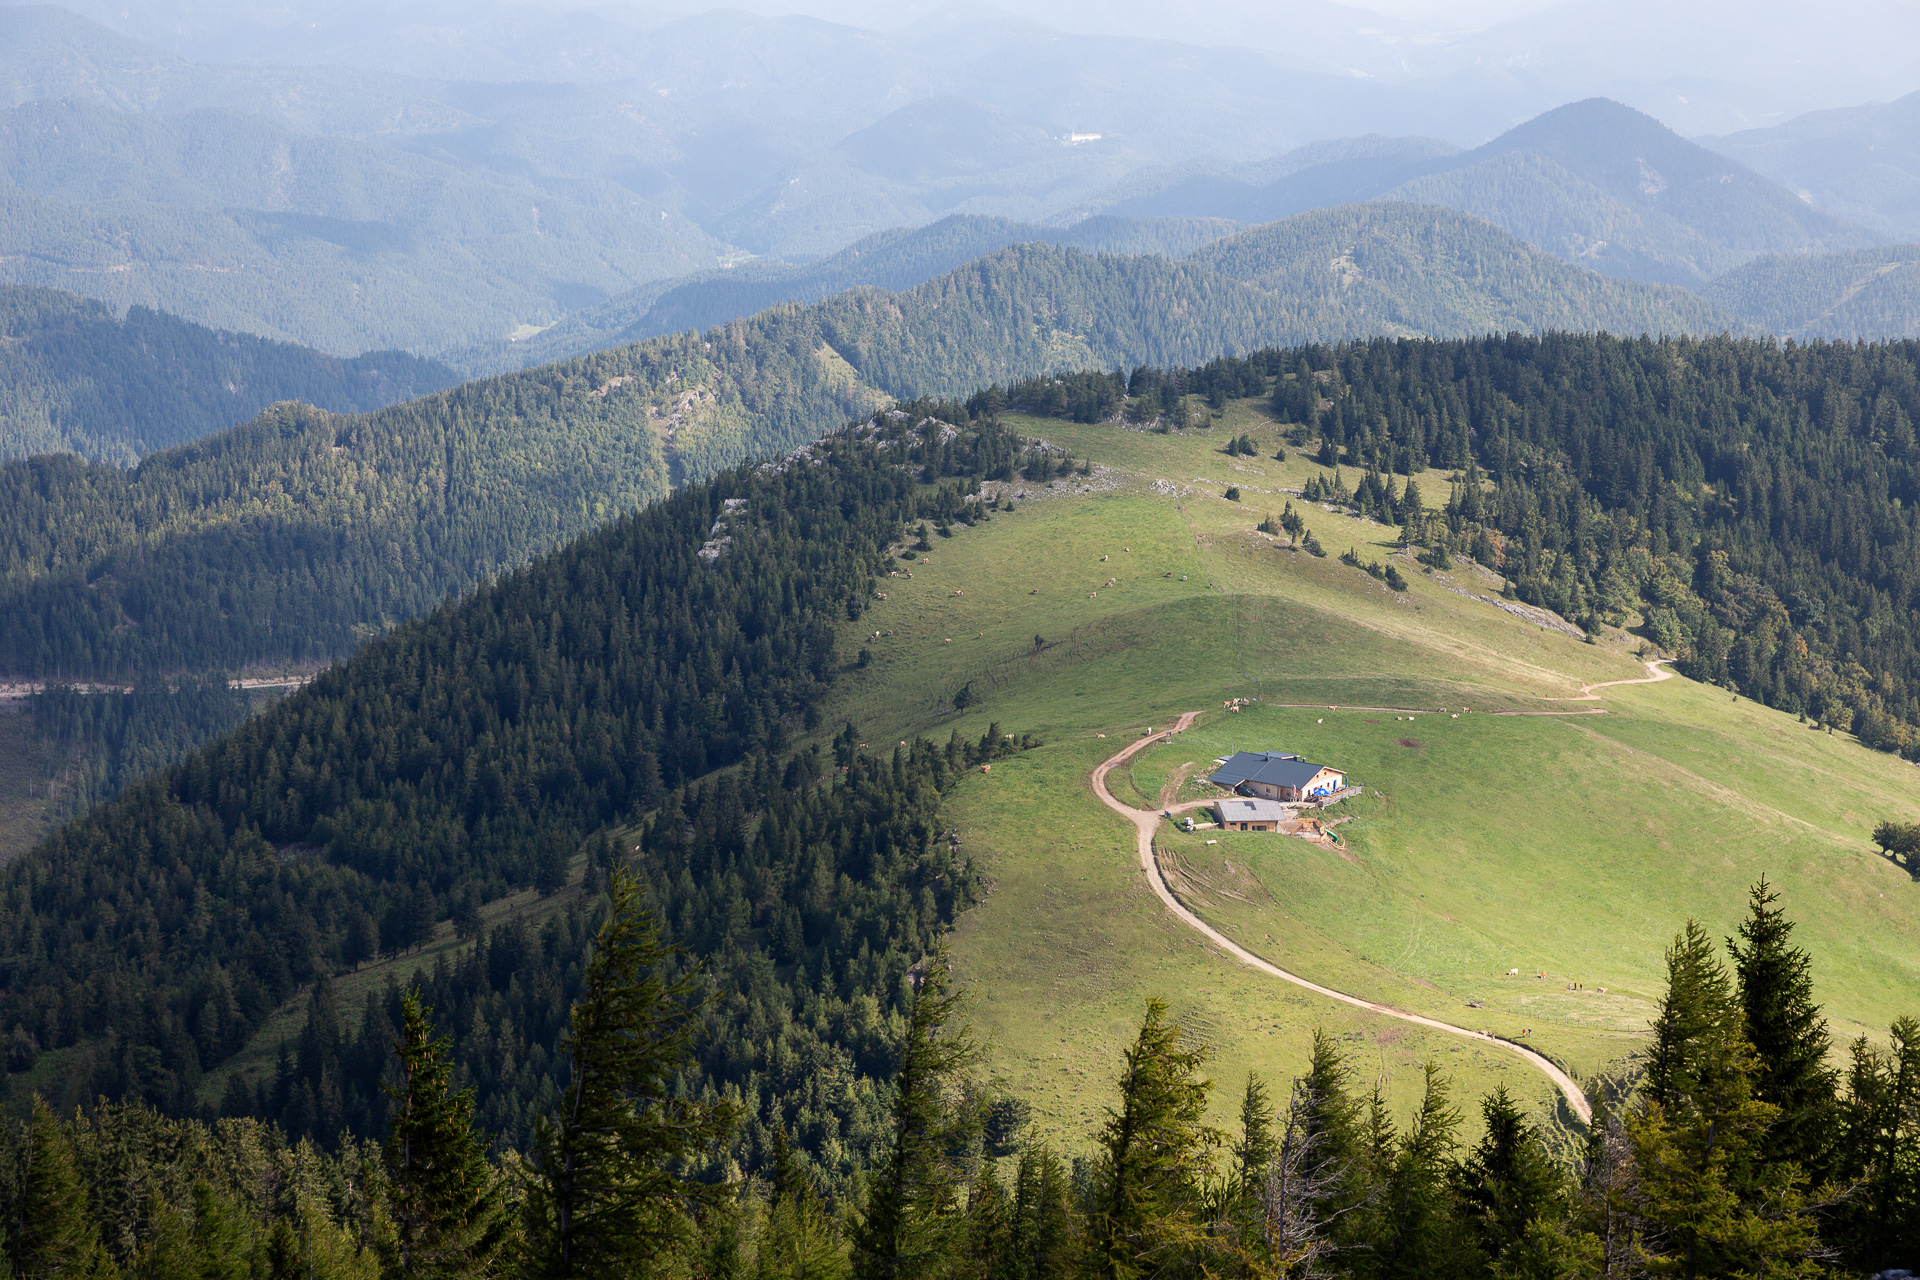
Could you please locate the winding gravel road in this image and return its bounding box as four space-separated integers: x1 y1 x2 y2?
1091 713 1592 1124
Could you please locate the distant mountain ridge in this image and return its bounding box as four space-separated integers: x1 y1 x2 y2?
453 213 1246 376
0 284 456 463
1701 246 1920 341
0 200 1734 681
1704 91 1920 241
460 202 1730 378
1097 100 1878 288
0 97 729 354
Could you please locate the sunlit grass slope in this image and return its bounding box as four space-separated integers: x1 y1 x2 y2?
817 396 1920 1146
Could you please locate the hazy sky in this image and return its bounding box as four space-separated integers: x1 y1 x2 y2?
30 0 1920 138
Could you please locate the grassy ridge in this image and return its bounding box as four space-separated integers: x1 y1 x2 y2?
804 399 1920 1143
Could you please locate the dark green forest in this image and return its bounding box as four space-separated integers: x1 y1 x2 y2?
458 213 1245 377
1271 334 1920 756
0 879 1909 1278
0 284 455 464
25 677 256 822
0 408 1046 1160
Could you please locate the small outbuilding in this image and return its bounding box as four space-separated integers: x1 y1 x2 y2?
1213 798 1288 832
1207 751 1348 802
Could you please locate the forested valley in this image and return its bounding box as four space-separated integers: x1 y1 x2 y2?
0 211 1735 688
0 284 455 464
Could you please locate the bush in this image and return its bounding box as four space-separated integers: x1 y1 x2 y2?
1385 565 1409 591
1224 487 1241 502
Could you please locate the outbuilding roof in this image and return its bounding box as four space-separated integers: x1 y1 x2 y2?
1207 750 1338 791
1214 798 1289 823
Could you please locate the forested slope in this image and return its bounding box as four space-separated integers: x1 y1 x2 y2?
0 409 1042 1187
453 212 1242 376
1259 334 1920 754
1701 245 1920 340
1187 202 1733 337
0 284 455 463
0 217 1725 681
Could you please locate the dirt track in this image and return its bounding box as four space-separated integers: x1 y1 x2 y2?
1552 658 1675 700
1091 714 1592 1124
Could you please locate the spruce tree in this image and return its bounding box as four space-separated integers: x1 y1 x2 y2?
1725 879 1838 1176
528 867 738 1278
1645 920 1741 1110
961 1157 1010 1279
380 991 508 1279
1296 1030 1369 1250
1830 1017 1920 1267
759 1129 847 1280
1233 1074 1275 1194
1453 1086 1567 1270
1088 999 1221 1280
1002 1139 1072 1280
1626 922 1824 1277
1374 1062 1469 1280
7 1098 109 1279
850 958 980 1280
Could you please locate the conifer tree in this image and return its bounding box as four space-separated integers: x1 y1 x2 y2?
1831 1017 1920 1266
1002 1140 1073 1280
1453 1086 1570 1271
1088 999 1221 1280
962 1156 1011 1278
7 1097 109 1279
1645 920 1741 1111
1626 922 1824 1278
1725 879 1838 1176
528 868 738 1279
1293 1031 1371 1254
188 1180 253 1280
1373 1062 1469 1280
1233 1074 1275 1195
380 991 509 1279
850 957 980 1280
758 1128 847 1280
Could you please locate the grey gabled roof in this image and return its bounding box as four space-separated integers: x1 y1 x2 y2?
1214 798 1289 823
1207 750 1337 790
